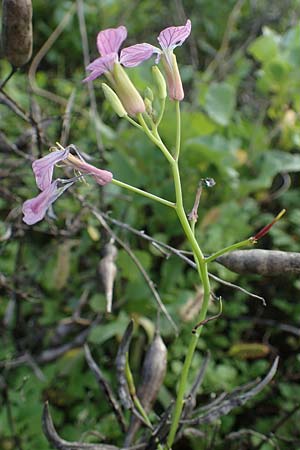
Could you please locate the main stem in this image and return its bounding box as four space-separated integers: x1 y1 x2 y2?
166 161 211 449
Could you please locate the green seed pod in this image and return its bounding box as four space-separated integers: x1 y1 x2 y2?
1 0 33 67
217 249 300 275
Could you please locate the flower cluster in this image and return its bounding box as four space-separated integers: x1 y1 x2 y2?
22 146 113 225
84 20 191 113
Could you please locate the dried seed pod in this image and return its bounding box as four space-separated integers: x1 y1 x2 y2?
99 241 118 313
115 321 134 410
1 0 33 67
216 250 300 276
125 332 167 446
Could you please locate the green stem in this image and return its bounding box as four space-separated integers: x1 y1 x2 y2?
135 107 212 450
125 115 144 131
165 162 211 450
125 355 152 427
155 97 166 129
137 113 174 164
171 161 204 264
166 263 210 449
174 101 181 161
205 238 253 264
111 178 175 209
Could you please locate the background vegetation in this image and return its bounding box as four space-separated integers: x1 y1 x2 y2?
1 0 300 449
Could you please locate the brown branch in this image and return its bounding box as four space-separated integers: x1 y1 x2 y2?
84 344 127 433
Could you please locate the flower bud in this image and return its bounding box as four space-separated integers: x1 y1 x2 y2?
112 63 145 116
152 65 167 100
102 83 127 117
144 87 154 102
144 98 153 116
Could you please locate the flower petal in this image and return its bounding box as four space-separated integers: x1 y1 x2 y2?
158 19 191 51
83 53 117 82
97 26 127 56
32 148 69 191
120 43 160 67
22 180 73 225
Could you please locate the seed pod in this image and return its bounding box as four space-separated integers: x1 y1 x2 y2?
1 0 33 67
217 250 300 275
125 332 167 445
99 241 118 313
115 321 134 410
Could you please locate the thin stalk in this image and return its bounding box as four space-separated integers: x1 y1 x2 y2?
174 101 181 161
166 263 210 449
155 97 166 129
164 104 211 450
205 238 253 264
171 161 204 264
135 104 212 450
111 178 175 209
125 355 152 428
125 115 144 131
137 113 174 164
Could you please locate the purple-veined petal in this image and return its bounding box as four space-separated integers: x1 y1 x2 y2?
158 19 191 51
66 154 113 186
83 53 117 82
22 179 74 225
120 43 160 67
32 148 69 191
97 26 127 56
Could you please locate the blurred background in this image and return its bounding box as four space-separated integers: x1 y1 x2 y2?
1 0 300 449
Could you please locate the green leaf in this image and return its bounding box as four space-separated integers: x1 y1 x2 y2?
88 312 129 344
248 33 279 63
204 82 236 126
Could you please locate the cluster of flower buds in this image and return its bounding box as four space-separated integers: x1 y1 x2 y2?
84 20 192 116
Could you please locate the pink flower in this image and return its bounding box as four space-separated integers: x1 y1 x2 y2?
23 146 113 225
120 20 191 101
66 153 113 186
22 180 74 225
84 26 128 81
32 148 69 190
83 26 145 116
32 147 113 190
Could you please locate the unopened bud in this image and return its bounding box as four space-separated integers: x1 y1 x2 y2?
144 98 153 116
102 83 127 117
112 63 145 116
161 53 184 101
152 65 167 100
144 87 154 102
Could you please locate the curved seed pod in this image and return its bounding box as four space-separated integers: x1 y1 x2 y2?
125 332 167 446
99 241 118 313
1 0 33 67
216 250 300 276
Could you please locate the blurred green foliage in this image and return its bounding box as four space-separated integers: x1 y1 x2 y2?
1 0 300 449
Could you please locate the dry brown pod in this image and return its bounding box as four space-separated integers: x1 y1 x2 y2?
98 241 118 313
1 0 33 67
216 249 300 275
